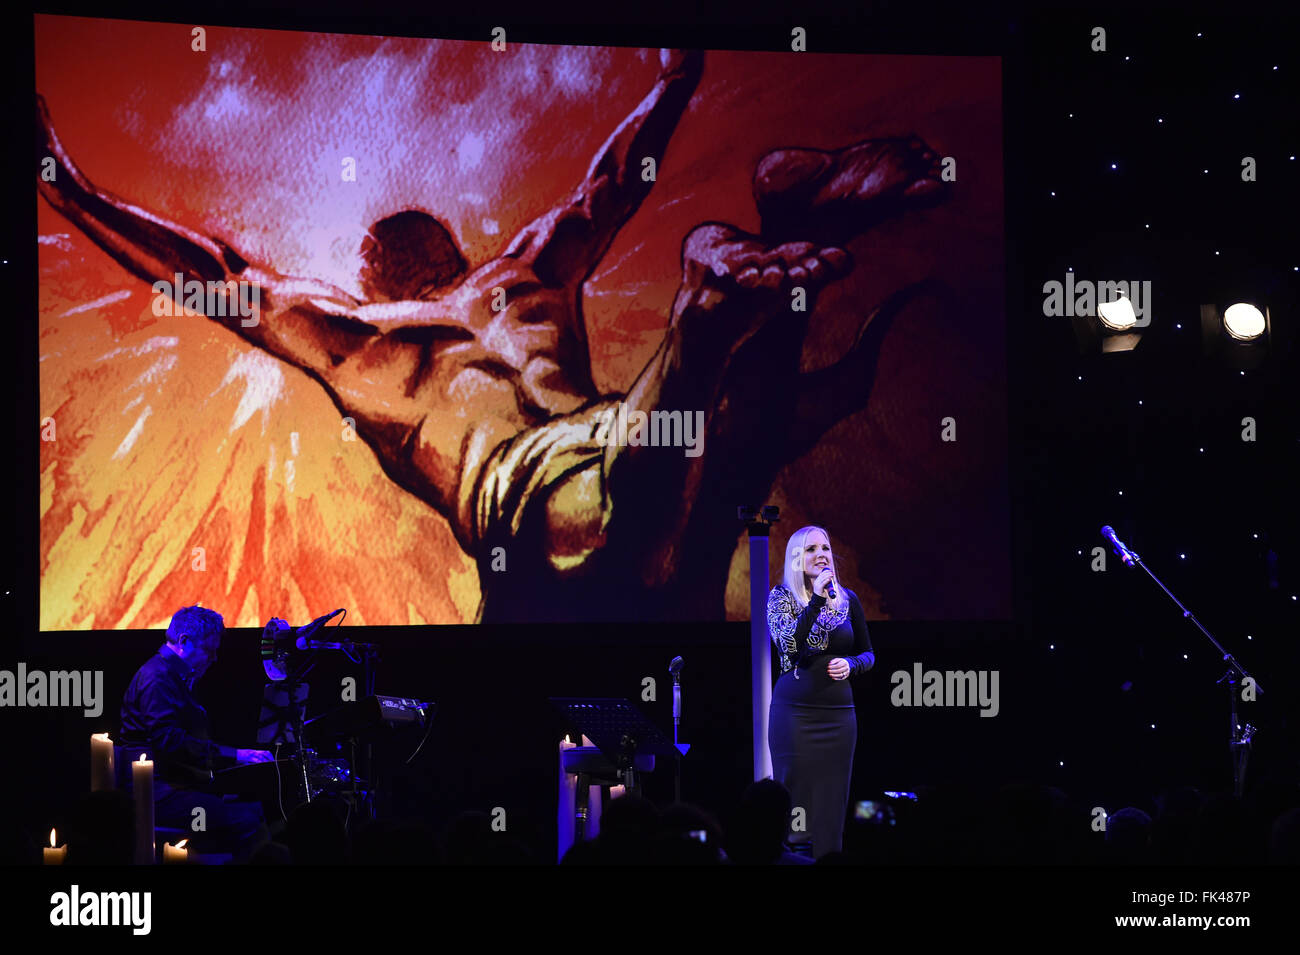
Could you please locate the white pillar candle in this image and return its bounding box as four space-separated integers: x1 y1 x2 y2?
90 733 115 792
162 838 189 864
132 754 155 865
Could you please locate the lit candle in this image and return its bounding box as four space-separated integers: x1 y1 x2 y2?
90 733 115 792
132 754 155 865
162 838 189 864
43 828 66 865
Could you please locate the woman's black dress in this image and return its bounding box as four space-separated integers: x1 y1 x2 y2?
767 585 875 858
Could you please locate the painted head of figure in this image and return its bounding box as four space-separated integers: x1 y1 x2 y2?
359 209 468 302
165 605 224 681
783 525 845 611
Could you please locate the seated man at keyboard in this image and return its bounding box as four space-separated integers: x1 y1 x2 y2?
120 604 273 862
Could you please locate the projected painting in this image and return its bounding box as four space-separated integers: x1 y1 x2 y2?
37 16 1008 628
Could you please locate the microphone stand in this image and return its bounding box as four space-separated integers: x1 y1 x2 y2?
1112 540 1262 797
296 685 312 804
672 671 682 803
362 643 379 821
286 655 315 805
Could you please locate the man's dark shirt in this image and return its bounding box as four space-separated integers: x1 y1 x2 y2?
120 646 238 793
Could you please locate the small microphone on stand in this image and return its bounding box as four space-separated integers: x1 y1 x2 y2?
294 608 347 649
669 656 684 725
668 657 689 775
1101 526 1138 567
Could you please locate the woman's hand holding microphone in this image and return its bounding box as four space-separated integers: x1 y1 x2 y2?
812 568 850 680
812 567 835 598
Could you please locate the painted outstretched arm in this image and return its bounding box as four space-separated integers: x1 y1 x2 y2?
37 94 386 372
37 94 252 295
504 48 704 288
786 278 951 458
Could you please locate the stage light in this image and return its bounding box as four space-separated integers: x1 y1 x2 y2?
1223 303 1265 340
1063 286 1145 354
1097 295 1137 330
1201 301 1272 370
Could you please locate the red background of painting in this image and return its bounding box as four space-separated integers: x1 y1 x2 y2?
37 15 1005 628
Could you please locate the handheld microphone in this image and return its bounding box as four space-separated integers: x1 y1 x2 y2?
1100 526 1137 567
825 571 837 600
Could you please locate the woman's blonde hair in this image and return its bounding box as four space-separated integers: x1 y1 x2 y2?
781 525 846 613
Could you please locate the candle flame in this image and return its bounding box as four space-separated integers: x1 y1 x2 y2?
92 732 111 742
137 753 148 763
175 839 188 850
49 828 57 847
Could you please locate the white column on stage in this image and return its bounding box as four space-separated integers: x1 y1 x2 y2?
750 530 773 780
557 736 577 863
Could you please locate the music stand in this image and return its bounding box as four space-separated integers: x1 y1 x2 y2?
258 682 309 745
550 698 680 796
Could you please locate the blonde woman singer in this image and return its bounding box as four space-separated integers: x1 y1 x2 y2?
767 525 875 857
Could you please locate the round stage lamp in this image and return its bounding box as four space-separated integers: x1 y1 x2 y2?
1097 295 1138 330
1223 303 1265 341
